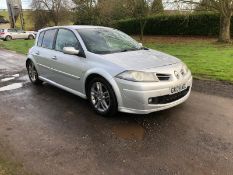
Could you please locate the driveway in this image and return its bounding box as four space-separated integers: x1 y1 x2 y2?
0 49 233 175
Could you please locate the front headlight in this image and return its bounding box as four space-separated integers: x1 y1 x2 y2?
182 63 189 74
116 71 159 82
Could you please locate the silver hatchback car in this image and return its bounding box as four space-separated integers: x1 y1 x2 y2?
0 29 36 41
26 26 192 116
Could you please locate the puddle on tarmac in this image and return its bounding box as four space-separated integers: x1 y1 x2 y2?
112 122 145 140
0 83 23 92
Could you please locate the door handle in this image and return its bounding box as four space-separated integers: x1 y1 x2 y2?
51 56 57 60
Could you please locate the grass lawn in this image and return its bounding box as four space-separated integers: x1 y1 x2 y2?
0 153 29 175
0 159 23 175
0 40 35 55
0 36 232 83
141 36 233 83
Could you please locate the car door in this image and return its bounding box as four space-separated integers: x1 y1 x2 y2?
51 28 86 93
33 29 58 80
7 29 17 39
17 30 28 39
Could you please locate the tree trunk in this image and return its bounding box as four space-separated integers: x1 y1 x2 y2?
219 14 231 43
139 20 143 42
139 19 147 43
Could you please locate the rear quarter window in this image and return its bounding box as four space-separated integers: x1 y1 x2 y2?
7 29 16 32
41 29 57 49
37 31 45 47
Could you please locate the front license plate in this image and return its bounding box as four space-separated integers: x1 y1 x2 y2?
170 84 187 94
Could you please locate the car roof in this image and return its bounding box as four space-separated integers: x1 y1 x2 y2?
38 25 112 32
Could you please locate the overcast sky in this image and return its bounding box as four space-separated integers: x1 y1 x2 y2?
0 0 32 9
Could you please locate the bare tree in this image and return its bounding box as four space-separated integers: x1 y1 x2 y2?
72 0 98 25
127 0 150 42
180 0 233 43
97 0 134 25
72 0 163 41
129 0 164 42
151 0 164 13
32 0 71 26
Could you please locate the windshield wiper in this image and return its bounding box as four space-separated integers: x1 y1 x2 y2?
120 48 139 52
120 49 130 52
119 46 149 53
139 47 149 50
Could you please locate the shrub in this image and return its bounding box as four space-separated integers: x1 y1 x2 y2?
114 13 233 36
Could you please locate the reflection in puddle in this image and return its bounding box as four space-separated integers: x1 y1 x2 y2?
0 74 20 82
0 83 23 92
12 74 20 78
17 75 29 81
112 122 145 140
1 77 15 82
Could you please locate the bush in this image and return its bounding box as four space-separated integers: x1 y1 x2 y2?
114 13 233 36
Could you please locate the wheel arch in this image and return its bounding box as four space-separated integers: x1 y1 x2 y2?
5 35 12 40
28 34 34 39
26 57 40 73
83 69 123 108
26 58 31 67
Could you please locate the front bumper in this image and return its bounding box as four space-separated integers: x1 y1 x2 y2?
115 71 192 114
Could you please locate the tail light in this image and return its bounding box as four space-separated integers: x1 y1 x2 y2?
0 32 5 35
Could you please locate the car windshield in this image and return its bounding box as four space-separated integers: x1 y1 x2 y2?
77 28 142 54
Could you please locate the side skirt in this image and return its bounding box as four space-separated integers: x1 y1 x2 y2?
39 76 87 99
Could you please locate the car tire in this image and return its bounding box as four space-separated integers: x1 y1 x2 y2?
87 77 118 117
5 35 12 41
26 60 43 85
28 35 34 40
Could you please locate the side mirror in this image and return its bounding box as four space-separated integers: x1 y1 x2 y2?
63 47 80 55
138 43 143 47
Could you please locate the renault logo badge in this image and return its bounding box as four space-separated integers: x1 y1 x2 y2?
174 71 180 79
180 69 185 76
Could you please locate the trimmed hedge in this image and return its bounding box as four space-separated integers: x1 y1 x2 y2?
114 13 233 36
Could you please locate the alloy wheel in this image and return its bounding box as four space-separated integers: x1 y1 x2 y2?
90 82 111 113
28 62 37 82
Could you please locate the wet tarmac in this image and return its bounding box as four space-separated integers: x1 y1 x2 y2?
0 49 233 175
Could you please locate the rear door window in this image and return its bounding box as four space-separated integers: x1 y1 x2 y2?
37 31 45 47
42 29 57 49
